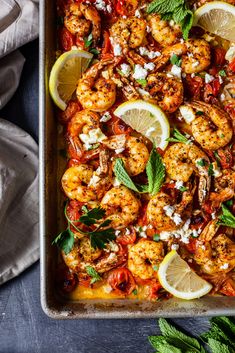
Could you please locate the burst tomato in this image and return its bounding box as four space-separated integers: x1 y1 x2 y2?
185 75 203 99
149 281 162 300
213 47 226 67
66 200 83 232
220 278 235 296
218 147 233 169
185 237 197 254
107 268 136 295
59 27 74 51
117 226 136 245
59 100 81 125
112 117 133 135
56 266 77 293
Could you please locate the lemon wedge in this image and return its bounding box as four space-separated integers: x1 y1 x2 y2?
158 251 212 300
49 49 93 111
114 100 170 150
193 1 235 42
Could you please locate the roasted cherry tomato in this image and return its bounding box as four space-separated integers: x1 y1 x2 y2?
117 226 136 245
213 47 226 67
149 281 162 300
220 278 235 296
184 75 203 99
185 237 197 254
59 27 74 51
228 58 235 73
59 100 81 125
107 268 136 295
218 147 233 169
56 266 77 293
112 117 133 135
66 200 83 233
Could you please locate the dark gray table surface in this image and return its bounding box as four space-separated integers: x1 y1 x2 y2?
0 40 210 353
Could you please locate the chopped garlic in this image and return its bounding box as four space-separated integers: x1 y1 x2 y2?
173 213 182 225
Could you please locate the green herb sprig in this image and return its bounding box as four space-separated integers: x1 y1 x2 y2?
166 127 191 144
147 0 194 40
170 54 182 67
85 266 102 284
218 204 235 228
52 205 115 254
114 147 165 195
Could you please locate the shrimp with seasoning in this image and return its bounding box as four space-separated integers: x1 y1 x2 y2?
64 2 101 44
110 17 146 51
101 186 140 228
145 73 183 113
194 220 235 275
210 169 235 207
116 136 149 176
186 101 233 150
154 39 211 74
148 14 181 47
163 143 211 204
128 239 164 280
76 60 116 112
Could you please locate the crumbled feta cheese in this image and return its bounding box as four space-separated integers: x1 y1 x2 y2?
113 43 122 56
191 73 195 78
212 162 222 178
139 47 161 59
109 241 119 252
220 263 229 270
171 244 179 251
211 212 216 220
180 38 184 43
160 231 172 241
115 148 125 154
171 65 182 79
135 9 141 18
133 64 148 80
220 93 225 101
113 178 121 187
115 230 121 236
142 225 147 231
175 180 184 189
95 0 106 11
120 63 131 77
137 88 150 96
106 4 112 13
139 47 149 56
205 73 214 84
100 111 112 122
139 231 147 238
144 62 155 71
145 127 156 137
173 213 182 225
192 61 199 68
163 205 175 217
71 45 78 50
125 228 131 235
169 20 175 27
192 229 199 238
103 284 113 293
88 173 101 187
108 252 117 261
160 219 193 244
187 53 193 58
179 105 195 124
218 75 223 84
79 128 107 150
146 25 151 33
225 45 235 62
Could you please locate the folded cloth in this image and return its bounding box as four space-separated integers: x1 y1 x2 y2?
0 0 39 109
0 119 39 284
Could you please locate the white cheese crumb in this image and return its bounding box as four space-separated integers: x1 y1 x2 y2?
146 25 151 33
106 4 112 13
187 53 193 58
137 88 150 96
212 162 222 178
163 205 175 217
191 73 195 78
103 284 113 293
169 20 175 27
179 105 195 124
113 178 121 187
220 263 229 270
218 75 223 84
133 64 148 80
95 0 106 11
100 111 112 122
120 63 131 77
211 212 216 220
113 43 122 56
175 180 183 190
115 230 121 236
125 228 131 235
182 72 186 78
220 93 225 101
135 9 141 18
173 213 182 225
192 229 199 238
139 231 147 238
144 62 155 71
192 61 200 68
108 252 117 261
171 244 179 251
205 73 214 84
148 50 161 59
88 173 101 187
180 38 184 43
170 65 182 79
79 128 107 150
115 148 125 154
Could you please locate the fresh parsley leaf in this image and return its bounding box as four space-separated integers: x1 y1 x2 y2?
166 127 190 144
136 79 147 87
179 186 188 192
84 33 93 48
153 234 160 241
146 148 165 195
85 265 102 284
208 163 214 176
170 54 182 67
52 228 74 255
218 204 235 228
196 111 204 115
133 289 138 295
79 206 106 226
159 318 206 353
89 48 100 55
225 199 233 207
197 159 207 167
219 70 227 77
90 228 115 249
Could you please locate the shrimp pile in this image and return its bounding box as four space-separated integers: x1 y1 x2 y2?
54 0 235 300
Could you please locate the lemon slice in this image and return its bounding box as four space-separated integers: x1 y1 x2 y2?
49 49 93 110
114 100 170 150
158 251 212 300
193 1 235 41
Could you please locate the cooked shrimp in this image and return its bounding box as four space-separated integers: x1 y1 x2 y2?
187 101 233 150
163 143 211 204
210 169 235 207
64 2 101 44
76 60 116 112
128 239 164 280
148 14 181 47
116 136 149 176
154 39 211 74
62 237 102 273
110 17 146 50
61 164 97 202
146 190 194 231
101 186 140 228
194 220 235 274
145 73 183 113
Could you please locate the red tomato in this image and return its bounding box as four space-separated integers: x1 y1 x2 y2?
59 27 74 51
75 36 85 49
56 266 77 293
67 158 81 167
115 0 126 15
66 200 83 233
218 147 233 169
112 117 133 135
78 274 92 288
211 78 221 96
107 268 136 295
228 58 235 73
149 281 162 300
117 226 136 245
220 278 235 296
213 47 226 67
185 75 203 99
185 238 197 254
59 100 81 125
102 30 111 55
203 201 215 216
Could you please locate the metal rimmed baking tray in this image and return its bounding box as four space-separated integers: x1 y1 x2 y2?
39 0 235 318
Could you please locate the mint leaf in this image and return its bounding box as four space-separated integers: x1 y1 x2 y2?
159 318 206 353
213 317 235 336
218 204 235 228
85 266 102 284
180 10 193 40
149 336 182 353
146 148 165 195
89 48 100 55
52 228 74 255
147 0 184 14
166 127 190 144
170 54 182 67
207 338 231 353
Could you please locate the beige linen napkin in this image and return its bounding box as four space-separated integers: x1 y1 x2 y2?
0 119 39 284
